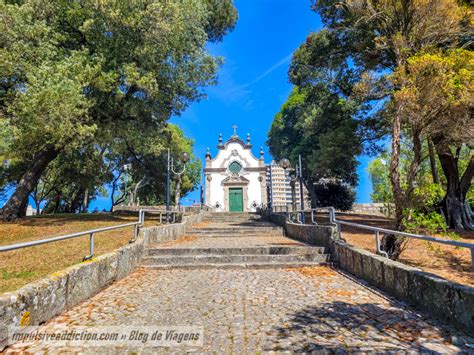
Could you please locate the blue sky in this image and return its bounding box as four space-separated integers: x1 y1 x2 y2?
168 0 373 206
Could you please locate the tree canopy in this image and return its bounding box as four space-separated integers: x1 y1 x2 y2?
0 0 237 218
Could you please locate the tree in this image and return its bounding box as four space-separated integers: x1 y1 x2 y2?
368 140 472 256
268 85 361 208
0 0 237 219
367 153 393 204
313 180 356 211
294 0 473 258
312 0 471 229
39 145 112 214
391 49 473 229
105 123 201 208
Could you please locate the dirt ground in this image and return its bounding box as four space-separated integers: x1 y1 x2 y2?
0 212 165 293
329 213 474 287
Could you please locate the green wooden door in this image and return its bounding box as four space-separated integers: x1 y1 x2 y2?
229 188 243 212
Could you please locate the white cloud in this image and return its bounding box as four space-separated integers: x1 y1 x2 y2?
220 52 293 98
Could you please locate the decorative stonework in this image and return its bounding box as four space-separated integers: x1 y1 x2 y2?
204 126 266 212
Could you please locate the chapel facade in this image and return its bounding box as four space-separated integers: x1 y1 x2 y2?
204 127 267 212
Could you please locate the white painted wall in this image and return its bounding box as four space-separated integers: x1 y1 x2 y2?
206 139 264 212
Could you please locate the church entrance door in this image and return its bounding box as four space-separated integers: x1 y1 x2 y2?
229 188 243 212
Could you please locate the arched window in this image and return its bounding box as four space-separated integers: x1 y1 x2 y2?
228 161 243 175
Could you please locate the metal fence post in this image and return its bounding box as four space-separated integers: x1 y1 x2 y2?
83 233 94 260
130 224 139 244
328 207 335 224
90 233 94 257
375 231 388 258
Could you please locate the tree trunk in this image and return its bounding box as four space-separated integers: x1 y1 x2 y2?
132 178 145 206
383 107 407 259
109 172 122 212
389 108 405 229
406 129 422 201
428 138 440 184
1 146 59 220
32 188 41 215
435 143 473 230
82 188 89 213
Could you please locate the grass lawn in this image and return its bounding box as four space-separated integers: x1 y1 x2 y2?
0 212 164 293
328 213 474 287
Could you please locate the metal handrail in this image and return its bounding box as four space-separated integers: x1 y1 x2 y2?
138 209 184 226
0 208 187 260
271 206 474 270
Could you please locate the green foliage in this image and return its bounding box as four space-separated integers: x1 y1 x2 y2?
0 0 237 215
1 0 238 151
311 0 473 233
313 181 356 211
109 123 202 207
392 49 473 147
268 86 361 188
367 155 391 204
402 210 460 242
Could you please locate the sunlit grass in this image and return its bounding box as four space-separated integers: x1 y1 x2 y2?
0 212 164 293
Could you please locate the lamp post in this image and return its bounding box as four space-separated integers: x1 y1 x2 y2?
279 156 305 223
166 149 189 223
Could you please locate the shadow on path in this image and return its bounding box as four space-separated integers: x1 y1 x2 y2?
266 301 466 352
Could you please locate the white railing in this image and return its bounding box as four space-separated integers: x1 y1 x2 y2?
268 206 474 270
0 209 186 260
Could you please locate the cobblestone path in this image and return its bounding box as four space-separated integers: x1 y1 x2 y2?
7 266 472 353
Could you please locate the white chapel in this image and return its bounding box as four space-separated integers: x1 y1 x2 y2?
204 126 267 212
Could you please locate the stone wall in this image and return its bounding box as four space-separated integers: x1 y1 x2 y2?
285 222 338 250
0 212 203 347
113 205 204 213
261 210 287 227
333 241 474 333
350 203 392 216
262 210 474 334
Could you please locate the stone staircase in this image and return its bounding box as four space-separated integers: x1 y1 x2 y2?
141 213 331 269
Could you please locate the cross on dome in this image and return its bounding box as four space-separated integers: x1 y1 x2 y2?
232 124 238 137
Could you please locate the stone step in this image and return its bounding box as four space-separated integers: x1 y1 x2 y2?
141 253 330 265
185 235 287 239
190 225 282 228
189 227 283 233
140 260 332 270
186 231 284 238
202 214 257 217
203 212 257 216
191 224 278 227
202 213 261 219
200 220 260 224
146 246 326 256
200 218 260 222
